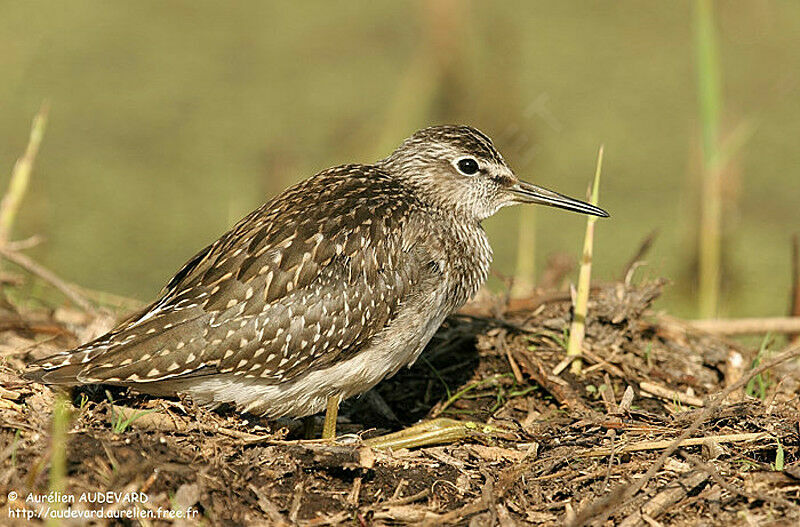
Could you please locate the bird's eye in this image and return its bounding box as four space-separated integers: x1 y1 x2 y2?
455 157 480 176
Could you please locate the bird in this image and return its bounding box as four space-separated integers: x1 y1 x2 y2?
27 125 608 438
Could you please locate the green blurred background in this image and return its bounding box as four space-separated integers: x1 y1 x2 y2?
1 1 798 318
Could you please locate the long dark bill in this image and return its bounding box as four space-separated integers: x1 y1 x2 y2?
509 180 610 217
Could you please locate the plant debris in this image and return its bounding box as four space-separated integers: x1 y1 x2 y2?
1 276 799 525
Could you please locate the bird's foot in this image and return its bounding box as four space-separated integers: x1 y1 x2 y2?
363 418 508 450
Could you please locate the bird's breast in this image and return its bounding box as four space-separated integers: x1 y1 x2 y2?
440 220 493 310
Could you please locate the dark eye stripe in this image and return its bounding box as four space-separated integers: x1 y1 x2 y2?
492 175 514 186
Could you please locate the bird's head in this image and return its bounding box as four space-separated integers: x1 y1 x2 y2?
380 125 609 221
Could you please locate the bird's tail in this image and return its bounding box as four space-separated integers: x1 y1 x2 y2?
24 361 85 385
24 337 112 385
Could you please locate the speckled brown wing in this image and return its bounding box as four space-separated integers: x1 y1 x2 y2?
31 165 432 387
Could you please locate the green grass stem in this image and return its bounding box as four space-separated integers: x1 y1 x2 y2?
567 146 604 375
694 0 723 318
47 394 71 526
511 206 537 298
0 102 48 244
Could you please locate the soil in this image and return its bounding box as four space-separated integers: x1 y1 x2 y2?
1 277 799 526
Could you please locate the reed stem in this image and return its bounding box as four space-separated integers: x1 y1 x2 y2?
0 102 49 245
694 0 723 318
567 146 604 375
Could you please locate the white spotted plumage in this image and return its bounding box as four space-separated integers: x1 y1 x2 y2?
26 125 595 419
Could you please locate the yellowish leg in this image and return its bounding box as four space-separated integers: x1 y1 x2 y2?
321 395 341 440
364 418 506 450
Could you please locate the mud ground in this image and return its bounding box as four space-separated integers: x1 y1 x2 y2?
1 277 799 526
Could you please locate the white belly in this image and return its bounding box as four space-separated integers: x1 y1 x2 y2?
177 282 451 418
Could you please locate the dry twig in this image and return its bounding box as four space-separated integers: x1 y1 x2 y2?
514 350 592 414
570 343 800 527
0 246 94 312
689 316 800 335
577 432 769 458
681 452 798 511
638 381 705 407
620 230 659 282
617 471 709 527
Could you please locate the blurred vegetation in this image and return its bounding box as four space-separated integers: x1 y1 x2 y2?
1 1 799 318
693 0 724 318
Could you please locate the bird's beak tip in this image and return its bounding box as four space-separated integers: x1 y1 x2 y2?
510 180 611 218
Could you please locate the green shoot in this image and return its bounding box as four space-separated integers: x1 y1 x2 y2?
435 374 507 416
48 394 71 526
745 334 773 400
105 390 155 434
489 381 536 414
567 146 604 374
672 393 684 413
773 438 785 471
734 458 758 472
585 384 609 401
560 327 570 350
111 406 156 434
77 392 90 412
421 355 452 399
11 429 21 467
0 102 48 244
